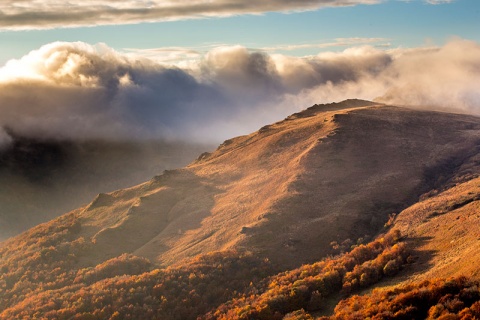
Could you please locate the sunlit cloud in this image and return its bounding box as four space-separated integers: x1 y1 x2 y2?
0 39 479 145
0 0 382 30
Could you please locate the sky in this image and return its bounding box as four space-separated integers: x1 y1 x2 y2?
0 0 479 145
1 0 479 64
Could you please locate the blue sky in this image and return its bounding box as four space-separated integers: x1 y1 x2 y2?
0 0 479 65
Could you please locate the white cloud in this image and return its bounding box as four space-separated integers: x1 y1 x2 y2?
124 47 202 65
260 38 390 52
425 0 455 4
0 39 479 143
0 0 381 30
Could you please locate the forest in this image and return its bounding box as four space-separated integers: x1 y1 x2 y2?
3 212 472 319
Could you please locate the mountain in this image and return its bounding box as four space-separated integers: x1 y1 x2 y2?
0 99 479 319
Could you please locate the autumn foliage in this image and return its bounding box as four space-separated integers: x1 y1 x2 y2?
0 212 272 319
204 229 409 319
327 276 480 319
0 216 477 319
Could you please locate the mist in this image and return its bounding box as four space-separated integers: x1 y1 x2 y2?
0 137 212 240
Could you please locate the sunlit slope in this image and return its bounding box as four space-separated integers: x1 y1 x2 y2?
71 99 480 268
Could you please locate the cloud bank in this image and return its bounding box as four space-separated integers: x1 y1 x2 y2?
0 0 386 30
0 39 479 146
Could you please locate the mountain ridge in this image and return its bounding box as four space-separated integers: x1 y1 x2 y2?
34 99 480 269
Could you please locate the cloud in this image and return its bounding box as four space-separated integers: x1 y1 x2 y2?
400 0 455 3
376 40 480 111
260 38 390 52
425 0 455 4
124 47 202 64
0 39 479 144
274 39 480 114
0 0 381 30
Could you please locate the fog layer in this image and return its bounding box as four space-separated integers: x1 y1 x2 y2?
0 39 479 147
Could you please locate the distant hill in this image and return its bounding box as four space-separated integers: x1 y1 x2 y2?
0 137 211 239
1 99 480 319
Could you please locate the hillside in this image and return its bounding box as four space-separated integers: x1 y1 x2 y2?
1 99 480 319
71 99 480 268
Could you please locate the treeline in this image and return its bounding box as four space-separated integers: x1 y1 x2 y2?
0 212 86 311
0 218 409 320
0 251 273 319
327 276 480 319
205 229 409 320
3 218 476 320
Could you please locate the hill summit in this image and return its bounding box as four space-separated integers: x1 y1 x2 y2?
71 99 480 268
